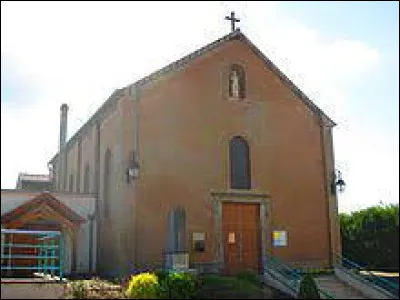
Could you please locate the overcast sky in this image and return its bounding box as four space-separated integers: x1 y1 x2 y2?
1 1 398 212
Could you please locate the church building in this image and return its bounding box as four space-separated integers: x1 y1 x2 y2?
3 15 342 277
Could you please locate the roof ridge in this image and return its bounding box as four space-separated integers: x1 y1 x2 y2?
126 30 242 90
125 29 334 126
49 31 241 163
237 33 335 126
49 29 335 164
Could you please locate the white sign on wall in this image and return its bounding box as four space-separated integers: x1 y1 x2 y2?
272 230 287 247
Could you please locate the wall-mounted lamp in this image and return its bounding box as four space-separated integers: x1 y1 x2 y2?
127 161 140 183
331 170 346 195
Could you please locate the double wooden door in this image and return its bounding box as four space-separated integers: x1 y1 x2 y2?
222 202 261 274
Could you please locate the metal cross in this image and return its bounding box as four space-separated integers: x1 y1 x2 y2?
225 11 240 32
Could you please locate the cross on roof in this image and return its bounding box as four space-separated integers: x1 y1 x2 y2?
225 11 240 32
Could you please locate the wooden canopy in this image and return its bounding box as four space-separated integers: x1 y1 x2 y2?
1 192 86 229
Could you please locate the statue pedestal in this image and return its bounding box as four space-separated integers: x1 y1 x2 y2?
165 251 189 271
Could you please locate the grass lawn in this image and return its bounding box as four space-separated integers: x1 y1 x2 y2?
195 273 275 299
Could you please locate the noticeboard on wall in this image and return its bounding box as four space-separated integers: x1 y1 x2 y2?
272 230 287 247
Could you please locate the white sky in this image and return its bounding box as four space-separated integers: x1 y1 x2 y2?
1 1 398 212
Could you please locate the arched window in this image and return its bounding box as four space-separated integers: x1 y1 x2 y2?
228 64 246 99
69 174 74 192
103 149 112 219
83 163 90 193
229 136 251 189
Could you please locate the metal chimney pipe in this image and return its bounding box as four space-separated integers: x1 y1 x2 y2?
58 104 68 191
59 103 69 150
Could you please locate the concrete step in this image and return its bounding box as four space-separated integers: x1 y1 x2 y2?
315 275 368 299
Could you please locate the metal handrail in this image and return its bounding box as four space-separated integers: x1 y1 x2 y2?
264 254 335 299
1 266 60 270
335 253 399 297
264 255 301 291
1 244 59 249
1 255 59 259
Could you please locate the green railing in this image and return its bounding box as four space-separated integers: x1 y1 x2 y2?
1 229 64 280
263 254 335 299
335 254 399 298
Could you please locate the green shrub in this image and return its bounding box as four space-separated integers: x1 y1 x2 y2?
298 273 320 299
154 269 170 284
340 204 399 271
159 271 198 299
126 272 160 299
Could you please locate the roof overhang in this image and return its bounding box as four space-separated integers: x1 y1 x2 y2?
1 192 86 229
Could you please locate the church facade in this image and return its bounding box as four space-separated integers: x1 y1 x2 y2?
48 30 341 276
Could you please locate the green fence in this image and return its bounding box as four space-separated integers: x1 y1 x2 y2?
1 228 64 280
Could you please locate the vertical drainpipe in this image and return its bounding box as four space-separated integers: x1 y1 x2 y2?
134 85 140 270
59 104 69 191
94 120 101 273
57 103 68 275
1 226 4 267
76 138 82 193
319 115 333 268
326 125 341 264
129 84 140 270
87 213 95 274
116 92 126 275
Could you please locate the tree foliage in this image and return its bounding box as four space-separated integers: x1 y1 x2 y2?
340 203 399 271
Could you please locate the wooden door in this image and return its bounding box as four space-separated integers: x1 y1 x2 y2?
222 202 261 274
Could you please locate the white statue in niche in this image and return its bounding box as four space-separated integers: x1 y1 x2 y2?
230 70 240 99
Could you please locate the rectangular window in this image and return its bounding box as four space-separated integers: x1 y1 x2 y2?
192 232 205 253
